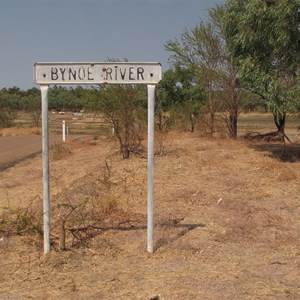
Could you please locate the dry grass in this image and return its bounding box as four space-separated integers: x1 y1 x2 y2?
0 133 300 299
50 142 72 161
0 127 41 137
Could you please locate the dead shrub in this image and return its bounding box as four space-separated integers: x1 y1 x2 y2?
155 131 168 156
198 114 228 138
53 191 126 249
51 163 133 249
50 142 72 161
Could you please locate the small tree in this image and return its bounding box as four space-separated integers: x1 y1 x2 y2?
89 84 146 159
165 7 241 138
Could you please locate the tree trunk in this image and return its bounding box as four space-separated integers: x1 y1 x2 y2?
59 219 66 251
229 113 238 139
112 119 131 159
123 120 131 159
121 145 130 159
208 83 215 137
226 77 240 139
157 111 164 132
189 113 195 133
273 112 286 142
228 98 238 139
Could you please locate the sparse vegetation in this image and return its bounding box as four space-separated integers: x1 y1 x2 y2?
1 1 300 297
0 109 16 128
1 132 300 298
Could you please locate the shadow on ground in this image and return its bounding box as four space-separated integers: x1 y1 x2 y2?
250 143 300 162
155 222 206 251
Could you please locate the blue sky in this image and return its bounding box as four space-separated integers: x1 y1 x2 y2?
0 0 224 89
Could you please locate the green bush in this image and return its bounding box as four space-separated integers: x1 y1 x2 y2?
0 109 16 128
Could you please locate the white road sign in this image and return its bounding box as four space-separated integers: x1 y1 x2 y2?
34 62 162 85
35 61 160 254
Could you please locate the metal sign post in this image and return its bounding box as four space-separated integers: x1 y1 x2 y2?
147 85 155 253
34 62 162 254
40 85 50 254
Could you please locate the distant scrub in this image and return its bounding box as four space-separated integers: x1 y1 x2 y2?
0 109 16 128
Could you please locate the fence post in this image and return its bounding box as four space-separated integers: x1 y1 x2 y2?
62 120 66 142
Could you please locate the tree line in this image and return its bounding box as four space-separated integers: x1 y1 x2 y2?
1 0 300 157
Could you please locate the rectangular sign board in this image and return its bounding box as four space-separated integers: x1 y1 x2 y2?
34 62 162 85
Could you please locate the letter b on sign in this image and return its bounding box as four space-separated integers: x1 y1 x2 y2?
51 68 59 80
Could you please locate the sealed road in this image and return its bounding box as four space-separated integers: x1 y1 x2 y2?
0 135 83 172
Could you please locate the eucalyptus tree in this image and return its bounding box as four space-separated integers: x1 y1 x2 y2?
222 0 300 141
156 65 205 132
165 7 241 138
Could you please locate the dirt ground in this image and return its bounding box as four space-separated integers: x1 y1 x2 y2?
0 132 300 299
